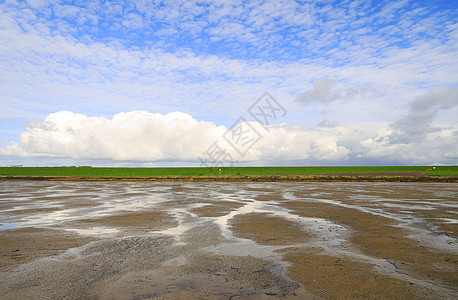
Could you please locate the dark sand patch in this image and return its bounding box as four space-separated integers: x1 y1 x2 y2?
191 201 244 217
254 192 286 202
415 210 458 239
0 227 93 272
96 254 321 299
230 213 311 245
282 196 458 288
78 211 177 232
282 248 448 300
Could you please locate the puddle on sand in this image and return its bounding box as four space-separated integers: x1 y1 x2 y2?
64 226 120 236
0 181 456 299
0 223 18 230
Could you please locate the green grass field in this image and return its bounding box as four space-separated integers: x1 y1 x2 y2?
0 166 456 177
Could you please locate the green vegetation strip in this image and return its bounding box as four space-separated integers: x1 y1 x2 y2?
0 166 456 178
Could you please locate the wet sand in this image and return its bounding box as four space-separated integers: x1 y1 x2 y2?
0 181 456 299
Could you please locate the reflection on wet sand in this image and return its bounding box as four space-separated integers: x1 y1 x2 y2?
0 181 456 299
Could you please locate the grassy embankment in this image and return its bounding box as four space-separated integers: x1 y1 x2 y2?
0 165 456 177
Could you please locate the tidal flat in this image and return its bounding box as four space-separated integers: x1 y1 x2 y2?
0 181 456 299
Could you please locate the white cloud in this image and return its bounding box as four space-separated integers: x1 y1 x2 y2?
2 109 457 166
24 0 49 10
0 110 351 163
0 111 224 161
53 4 81 19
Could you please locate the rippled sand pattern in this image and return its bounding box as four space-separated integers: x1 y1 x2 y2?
0 181 456 299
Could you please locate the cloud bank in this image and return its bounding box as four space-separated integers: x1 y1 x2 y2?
1 105 457 166
389 87 458 144
0 111 349 164
358 87 458 164
1 111 225 161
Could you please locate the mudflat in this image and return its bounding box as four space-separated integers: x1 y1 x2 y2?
0 181 456 299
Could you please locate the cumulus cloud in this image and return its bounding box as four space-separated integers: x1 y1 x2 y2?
0 111 224 161
358 128 458 164
389 87 458 144
356 87 458 164
1 109 457 165
0 111 350 163
295 78 384 104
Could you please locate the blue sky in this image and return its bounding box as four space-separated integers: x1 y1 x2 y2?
0 0 457 166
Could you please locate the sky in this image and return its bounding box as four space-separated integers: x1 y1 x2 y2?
0 0 457 167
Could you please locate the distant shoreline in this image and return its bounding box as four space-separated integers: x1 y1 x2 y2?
1 173 457 182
